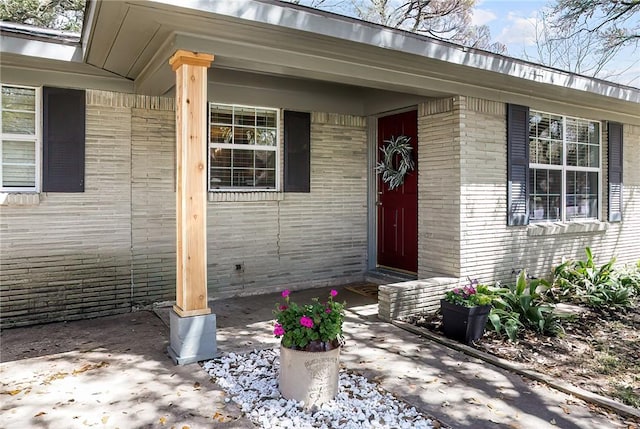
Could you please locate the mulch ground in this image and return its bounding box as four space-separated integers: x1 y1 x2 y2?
405 304 640 414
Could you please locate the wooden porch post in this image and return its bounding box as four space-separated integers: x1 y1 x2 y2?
169 50 214 317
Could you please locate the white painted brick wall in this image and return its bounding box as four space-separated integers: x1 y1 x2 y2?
417 97 461 279
0 102 133 327
131 108 177 305
207 113 368 298
458 97 640 285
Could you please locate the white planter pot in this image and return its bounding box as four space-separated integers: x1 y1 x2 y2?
278 344 340 408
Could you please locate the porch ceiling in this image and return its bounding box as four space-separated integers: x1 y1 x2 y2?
83 0 640 124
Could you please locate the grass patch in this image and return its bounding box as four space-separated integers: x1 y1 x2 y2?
613 384 640 408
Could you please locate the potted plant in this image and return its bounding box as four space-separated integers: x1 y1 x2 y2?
273 289 345 407
441 279 493 344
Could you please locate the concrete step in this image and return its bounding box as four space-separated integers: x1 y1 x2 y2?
365 268 417 285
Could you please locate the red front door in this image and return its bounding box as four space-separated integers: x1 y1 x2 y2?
377 110 418 273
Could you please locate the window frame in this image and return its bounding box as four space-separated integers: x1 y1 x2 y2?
0 83 41 193
528 109 602 223
208 102 280 192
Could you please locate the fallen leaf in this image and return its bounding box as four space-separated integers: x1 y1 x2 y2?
73 362 109 375
34 411 46 417
101 416 109 424
159 416 167 425
212 412 232 422
561 405 571 414
44 371 69 383
193 382 201 390
6 389 22 396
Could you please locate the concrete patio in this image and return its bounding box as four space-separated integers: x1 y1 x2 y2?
1 286 635 428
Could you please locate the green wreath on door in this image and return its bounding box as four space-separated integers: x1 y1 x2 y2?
375 135 415 190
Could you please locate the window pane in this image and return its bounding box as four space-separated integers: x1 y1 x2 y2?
566 171 598 219
210 105 233 124
255 150 275 169
210 168 231 188
534 114 562 140
576 121 588 143
234 127 254 145
577 143 588 167
1 87 35 111
210 126 232 144
256 109 277 128
255 169 275 188
255 128 276 146
589 122 600 144
232 168 254 187
2 111 35 134
234 107 255 126
2 140 35 164
565 118 578 142
549 141 562 165
588 144 599 167
2 164 35 187
210 148 231 168
530 168 561 221
529 138 538 163
233 149 253 168
566 142 577 166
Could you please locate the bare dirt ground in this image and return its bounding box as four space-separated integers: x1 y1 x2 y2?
408 305 640 415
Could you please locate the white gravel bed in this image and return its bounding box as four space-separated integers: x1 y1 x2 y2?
203 348 434 429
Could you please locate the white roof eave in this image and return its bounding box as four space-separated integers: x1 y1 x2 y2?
145 0 639 104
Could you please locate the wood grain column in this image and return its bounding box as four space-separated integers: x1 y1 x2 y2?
169 50 214 317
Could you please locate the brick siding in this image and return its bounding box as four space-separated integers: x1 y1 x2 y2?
0 91 368 327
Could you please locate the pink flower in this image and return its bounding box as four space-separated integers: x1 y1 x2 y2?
282 289 290 298
273 323 285 336
300 316 314 328
325 308 332 314
330 289 338 297
279 305 288 311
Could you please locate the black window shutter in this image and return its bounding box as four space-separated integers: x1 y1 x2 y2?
42 87 85 192
507 104 530 226
284 110 311 193
607 122 623 222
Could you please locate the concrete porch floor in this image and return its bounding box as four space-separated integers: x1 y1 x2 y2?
1 285 635 428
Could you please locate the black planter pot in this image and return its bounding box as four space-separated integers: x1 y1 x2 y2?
440 299 491 344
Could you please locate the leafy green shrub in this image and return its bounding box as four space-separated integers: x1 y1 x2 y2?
486 270 561 341
550 248 635 310
614 261 640 296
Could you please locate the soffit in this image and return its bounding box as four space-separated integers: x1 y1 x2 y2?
84 0 640 124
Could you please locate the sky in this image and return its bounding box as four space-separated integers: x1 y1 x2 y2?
472 0 639 87
296 0 639 88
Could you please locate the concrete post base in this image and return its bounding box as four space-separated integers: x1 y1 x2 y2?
167 308 217 365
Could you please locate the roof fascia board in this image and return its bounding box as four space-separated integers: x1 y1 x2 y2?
81 0 99 61
144 0 639 103
169 32 640 125
1 33 82 62
1 64 134 93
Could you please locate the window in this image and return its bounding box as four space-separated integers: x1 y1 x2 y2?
208 103 278 190
0 84 40 192
529 110 600 222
